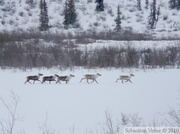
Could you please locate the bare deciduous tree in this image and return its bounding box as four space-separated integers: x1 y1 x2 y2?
39 113 58 134
168 108 180 126
0 91 21 134
130 113 143 127
121 113 130 126
103 110 121 134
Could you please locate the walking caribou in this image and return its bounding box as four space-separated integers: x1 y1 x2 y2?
41 75 57 84
80 73 101 84
55 74 75 84
116 74 134 83
24 73 43 84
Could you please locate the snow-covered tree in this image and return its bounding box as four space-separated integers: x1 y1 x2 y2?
169 0 180 10
95 0 104 12
148 0 159 29
137 0 142 11
63 0 77 29
114 6 122 32
0 0 4 5
177 0 180 10
169 0 177 9
145 0 149 9
39 0 49 31
26 0 36 8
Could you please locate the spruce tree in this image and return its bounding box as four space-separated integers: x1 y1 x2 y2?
177 0 180 10
26 0 35 7
63 0 77 29
39 0 43 30
39 0 49 31
114 6 121 32
137 0 142 11
0 0 4 5
169 0 177 9
169 0 180 10
63 0 69 29
95 0 104 12
68 0 77 25
148 0 159 29
145 0 149 9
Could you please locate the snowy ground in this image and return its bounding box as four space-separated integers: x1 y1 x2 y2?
1 0 180 36
0 68 180 134
78 40 180 50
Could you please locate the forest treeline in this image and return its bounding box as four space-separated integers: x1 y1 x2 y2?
0 31 179 69
0 39 179 69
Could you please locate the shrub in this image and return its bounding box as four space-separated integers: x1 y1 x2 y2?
163 14 168 20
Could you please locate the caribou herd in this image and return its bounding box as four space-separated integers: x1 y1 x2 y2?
24 73 134 84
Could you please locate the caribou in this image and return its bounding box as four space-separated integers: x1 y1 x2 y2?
55 74 75 84
41 75 57 84
80 73 101 84
116 74 134 83
24 73 43 84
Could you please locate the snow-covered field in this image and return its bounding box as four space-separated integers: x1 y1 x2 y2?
0 68 180 134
